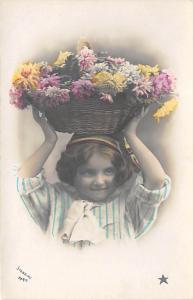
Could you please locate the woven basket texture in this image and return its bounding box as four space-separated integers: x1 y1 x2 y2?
44 95 143 134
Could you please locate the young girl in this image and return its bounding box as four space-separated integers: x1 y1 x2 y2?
16 107 171 247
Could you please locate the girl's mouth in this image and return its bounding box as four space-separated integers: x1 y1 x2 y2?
90 188 108 191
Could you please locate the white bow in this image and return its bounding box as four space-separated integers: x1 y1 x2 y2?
61 200 106 244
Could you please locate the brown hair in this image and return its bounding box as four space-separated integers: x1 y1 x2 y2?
56 141 134 186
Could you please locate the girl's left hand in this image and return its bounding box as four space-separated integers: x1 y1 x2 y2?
123 106 150 135
32 107 58 143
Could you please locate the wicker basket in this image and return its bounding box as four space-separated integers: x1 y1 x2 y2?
43 95 144 134
22 39 147 134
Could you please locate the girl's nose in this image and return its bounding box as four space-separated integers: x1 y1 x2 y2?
92 174 106 187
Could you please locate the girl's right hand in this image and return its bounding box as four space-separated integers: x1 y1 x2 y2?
32 107 58 144
123 107 150 136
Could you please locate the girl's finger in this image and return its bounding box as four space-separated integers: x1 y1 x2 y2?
141 107 145 117
32 106 39 118
38 111 43 118
32 107 46 120
38 111 47 120
135 107 145 119
144 106 150 117
140 106 150 118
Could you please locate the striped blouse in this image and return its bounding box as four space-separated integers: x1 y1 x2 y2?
16 170 171 248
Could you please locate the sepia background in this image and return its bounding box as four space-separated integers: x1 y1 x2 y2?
1 0 193 299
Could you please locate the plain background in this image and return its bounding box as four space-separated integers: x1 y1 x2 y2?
1 0 193 299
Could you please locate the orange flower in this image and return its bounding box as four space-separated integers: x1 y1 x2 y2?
12 63 40 89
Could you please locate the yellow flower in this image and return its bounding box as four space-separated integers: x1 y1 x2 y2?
12 63 40 89
53 51 72 66
153 98 179 122
91 71 113 84
113 72 127 92
138 64 159 78
91 71 115 94
92 71 126 94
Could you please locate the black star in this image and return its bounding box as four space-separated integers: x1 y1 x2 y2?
158 274 168 284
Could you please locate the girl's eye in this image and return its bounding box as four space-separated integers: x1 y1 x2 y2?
104 167 115 175
81 169 95 176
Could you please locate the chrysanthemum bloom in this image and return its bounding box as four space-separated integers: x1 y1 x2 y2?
153 98 178 122
78 47 97 71
91 71 117 95
43 86 70 107
53 51 73 67
100 93 113 103
107 56 125 65
132 76 153 97
71 80 95 99
162 69 176 89
119 62 141 82
80 72 92 80
113 73 127 92
138 64 159 78
12 63 40 89
162 69 176 78
38 74 61 89
151 71 176 97
39 62 53 76
89 62 109 74
9 87 28 109
91 71 113 84
28 88 69 110
92 71 126 95
28 90 47 109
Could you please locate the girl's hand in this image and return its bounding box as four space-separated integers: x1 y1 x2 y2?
32 107 58 144
123 106 166 189
123 106 150 136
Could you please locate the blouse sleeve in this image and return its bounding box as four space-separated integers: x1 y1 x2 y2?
124 172 171 239
16 169 55 232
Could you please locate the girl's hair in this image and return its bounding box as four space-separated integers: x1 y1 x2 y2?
56 141 134 187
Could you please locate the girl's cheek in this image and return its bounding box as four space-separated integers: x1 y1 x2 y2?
106 175 115 183
81 177 93 186
74 174 92 188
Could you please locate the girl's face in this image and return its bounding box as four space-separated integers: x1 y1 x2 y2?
74 152 116 202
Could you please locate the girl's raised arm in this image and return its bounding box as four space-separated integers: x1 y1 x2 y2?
123 108 166 190
18 107 58 178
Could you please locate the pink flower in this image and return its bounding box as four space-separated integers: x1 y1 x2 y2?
29 87 70 109
60 89 70 102
107 56 125 65
132 76 153 97
39 62 53 76
150 71 176 97
29 86 70 111
71 80 95 99
9 87 28 109
38 74 60 89
78 47 97 71
44 87 70 107
100 93 113 103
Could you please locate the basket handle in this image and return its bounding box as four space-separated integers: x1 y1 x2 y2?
76 37 92 53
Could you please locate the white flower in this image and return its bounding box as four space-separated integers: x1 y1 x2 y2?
90 62 109 74
119 62 141 83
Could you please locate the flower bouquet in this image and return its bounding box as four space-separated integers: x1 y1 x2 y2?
10 39 179 134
